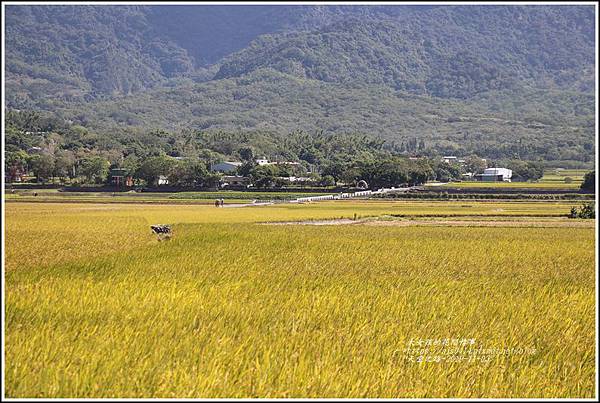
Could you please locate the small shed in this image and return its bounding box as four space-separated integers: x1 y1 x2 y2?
156 175 169 186
110 168 131 187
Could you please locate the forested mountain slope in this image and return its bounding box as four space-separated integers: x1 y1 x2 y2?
4 4 596 163
216 6 595 97
6 5 594 103
49 68 593 162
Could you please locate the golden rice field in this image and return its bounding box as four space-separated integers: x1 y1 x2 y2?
4 200 597 398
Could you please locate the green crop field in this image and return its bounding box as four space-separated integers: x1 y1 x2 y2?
4 200 596 398
427 169 589 190
4 189 332 205
427 181 582 189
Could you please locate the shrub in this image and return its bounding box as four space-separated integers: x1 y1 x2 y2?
569 202 595 219
581 171 595 191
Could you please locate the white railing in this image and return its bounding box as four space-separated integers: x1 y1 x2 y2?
290 186 416 204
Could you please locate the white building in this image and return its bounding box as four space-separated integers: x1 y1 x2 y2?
476 168 512 182
157 175 169 186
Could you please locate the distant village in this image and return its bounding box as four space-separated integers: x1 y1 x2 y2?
103 155 512 191
204 156 511 190
6 149 515 190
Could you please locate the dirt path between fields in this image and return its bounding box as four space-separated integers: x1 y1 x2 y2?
265 218 368 225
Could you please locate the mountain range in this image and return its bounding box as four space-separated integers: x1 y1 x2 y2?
4 4 596 163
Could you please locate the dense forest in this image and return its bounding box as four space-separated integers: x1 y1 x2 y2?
4 4 596 168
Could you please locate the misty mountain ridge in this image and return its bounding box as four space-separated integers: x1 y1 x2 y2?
6 5 594 102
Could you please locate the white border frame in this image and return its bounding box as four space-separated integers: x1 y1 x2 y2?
1 1 598 401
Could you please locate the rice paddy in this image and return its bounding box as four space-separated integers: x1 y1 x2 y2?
427 169 588 190
4 200 596 398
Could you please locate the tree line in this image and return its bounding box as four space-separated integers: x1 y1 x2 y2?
4 110 567 189
6 148 555 190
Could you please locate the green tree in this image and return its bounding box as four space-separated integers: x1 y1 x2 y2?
581 171 595 191
168 159 212 188
569 202 595 219
249 164 279 188
121 155 141 178
237 161 257 177
79 156 110 184
238 147 254 162
431 160 462 182
319 175 336 187
407 160 435 185
321 161 348 182
29 153 55 182
356 159 408 188
506 160 544 181
54 149 76 181
464 155 487 174
579 202 595 219
136 155 177 186
5 150 29 182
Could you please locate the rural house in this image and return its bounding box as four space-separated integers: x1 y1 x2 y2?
220 175 250 188
110 168 133 187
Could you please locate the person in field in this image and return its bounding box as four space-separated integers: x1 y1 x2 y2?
215 199 220 207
